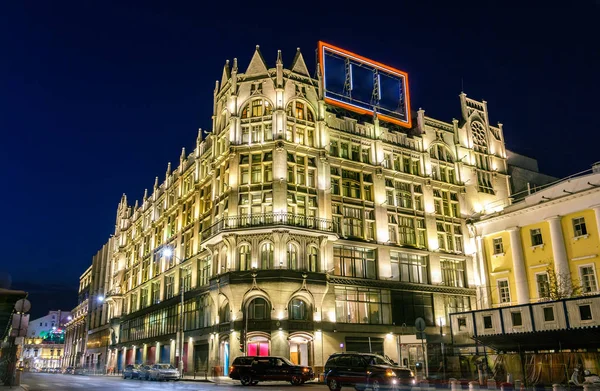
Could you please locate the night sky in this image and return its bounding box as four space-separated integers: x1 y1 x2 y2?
1 1 598 317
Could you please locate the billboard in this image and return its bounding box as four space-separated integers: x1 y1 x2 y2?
318 41 412 128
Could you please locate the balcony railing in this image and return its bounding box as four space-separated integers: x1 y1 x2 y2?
202 212 333 240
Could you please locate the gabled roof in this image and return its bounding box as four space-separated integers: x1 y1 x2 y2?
245 45 269 76
290 48 310 76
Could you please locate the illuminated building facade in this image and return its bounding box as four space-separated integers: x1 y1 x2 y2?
101 45 511 377
63 266 91 368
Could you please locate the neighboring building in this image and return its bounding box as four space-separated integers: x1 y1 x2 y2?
506 150 557 201
472 163 600 308
20 337 64 370
449 164 600 382
26 310 71 339
98 45 513 378
0 288 28 385
84 240 113 372
63 266 91 368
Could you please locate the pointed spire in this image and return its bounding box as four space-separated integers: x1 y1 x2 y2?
276 49 283 88
134 199 139 210
232 58 238 73
120 193 127 209
245 45 269 76
154 176 159 189
166 162 172 179
220 59 231 88
143 188 148 200
180 147 186 163
290 47 310 76
214 80 219 96
276 50 283 65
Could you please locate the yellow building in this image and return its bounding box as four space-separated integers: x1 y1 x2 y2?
472 164 600 307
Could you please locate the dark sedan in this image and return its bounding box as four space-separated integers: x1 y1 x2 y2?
122 364 143 379
230 356 313 386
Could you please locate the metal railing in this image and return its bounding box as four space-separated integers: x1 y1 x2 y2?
202 212 333 240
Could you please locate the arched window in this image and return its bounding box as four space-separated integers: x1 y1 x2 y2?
260 243 274 269
308 246 318 272
219 302 230 323
247 298 270 320
289 298 311 320
285 101 315 146
240 99 272 119
287 243 298 270
239 244 251 271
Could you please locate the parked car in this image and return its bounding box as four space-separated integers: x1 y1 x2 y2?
63 367 74 374
147 364 179 381
324 352 415 391
229 356 314 386
123 364 143 379
73 367 87 375
138 365 152 380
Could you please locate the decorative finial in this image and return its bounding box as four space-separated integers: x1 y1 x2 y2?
143 188 148 200
154 176 159 189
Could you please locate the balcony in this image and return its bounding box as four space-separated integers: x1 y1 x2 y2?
201 212 334 242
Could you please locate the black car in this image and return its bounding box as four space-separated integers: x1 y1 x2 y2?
324 352 415 391
123 364 142 379
229 356 314 386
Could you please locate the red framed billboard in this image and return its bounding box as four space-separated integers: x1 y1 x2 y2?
318 41 412 128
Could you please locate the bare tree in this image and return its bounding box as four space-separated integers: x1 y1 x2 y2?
541 266 582 301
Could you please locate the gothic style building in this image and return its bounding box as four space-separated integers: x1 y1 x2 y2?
100 45 510 377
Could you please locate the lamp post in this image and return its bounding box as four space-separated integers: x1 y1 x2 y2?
162 247 185 378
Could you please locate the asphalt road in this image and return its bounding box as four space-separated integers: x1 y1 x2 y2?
21 373 328 391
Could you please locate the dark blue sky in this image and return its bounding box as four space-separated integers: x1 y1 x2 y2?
1 1 598 313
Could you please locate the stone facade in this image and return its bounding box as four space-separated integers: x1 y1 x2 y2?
92 45 513 377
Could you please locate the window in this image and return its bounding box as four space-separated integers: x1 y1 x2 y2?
335 286 391 324
197 255 212 287
287 243 299 269
333 245 377 279
511 311 523 326
528 229 543 247
573 217 588 237
308 246 318 272
498 279 510 303
580 266 598 293
289 298 311 321
536 273 550 298
457 317 467 331
239 244 251 271
248 298 270 320
181 267 191 293
440 259 466 287
260 242 274 269
579 304 592 321
140 288 148 309
493 238 504 255
543 307 555 322
219 302 230 323
390 252 428 284
164 275 175 299
483 315 493 329
151 282 160 304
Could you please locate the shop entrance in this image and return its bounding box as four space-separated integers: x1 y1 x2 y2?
289 335 311 366
247 336 269 356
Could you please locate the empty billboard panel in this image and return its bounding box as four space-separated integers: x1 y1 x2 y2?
318 41 411 128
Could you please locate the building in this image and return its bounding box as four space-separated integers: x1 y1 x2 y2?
505 150 557 202
84 240 113 372
20 337 64 371
26 310 71 339
63 266 91 368
0 288 28 385
472 163 600 308
449 164 600 383
98 43 514 378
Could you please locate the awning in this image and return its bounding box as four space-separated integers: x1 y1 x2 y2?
473 326 600 352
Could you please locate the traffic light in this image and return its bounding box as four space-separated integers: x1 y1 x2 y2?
239 330 246 352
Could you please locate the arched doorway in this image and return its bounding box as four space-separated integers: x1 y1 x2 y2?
219 337 230 376
288 333 312 366
247 334 270 357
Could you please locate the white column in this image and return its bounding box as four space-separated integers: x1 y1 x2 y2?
591 205 600 238
475 236 491 309
507 227 529 304
545 216 571 286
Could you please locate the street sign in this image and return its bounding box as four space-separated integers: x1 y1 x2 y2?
415 317 426 332
14 299 31 313
416 332 427 340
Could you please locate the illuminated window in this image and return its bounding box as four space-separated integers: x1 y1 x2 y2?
498 279 510 303
333 245 376 279
440 259 466 287
287 243 299 269
260 243 274 269
289 298 311 320
248 298 270 320
335 286 390 324
239 244 251 271
308 246 318 272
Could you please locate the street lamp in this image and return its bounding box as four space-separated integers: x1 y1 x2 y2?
162 246 185 378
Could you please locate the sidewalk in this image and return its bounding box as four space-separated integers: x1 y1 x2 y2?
0 385 28 390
